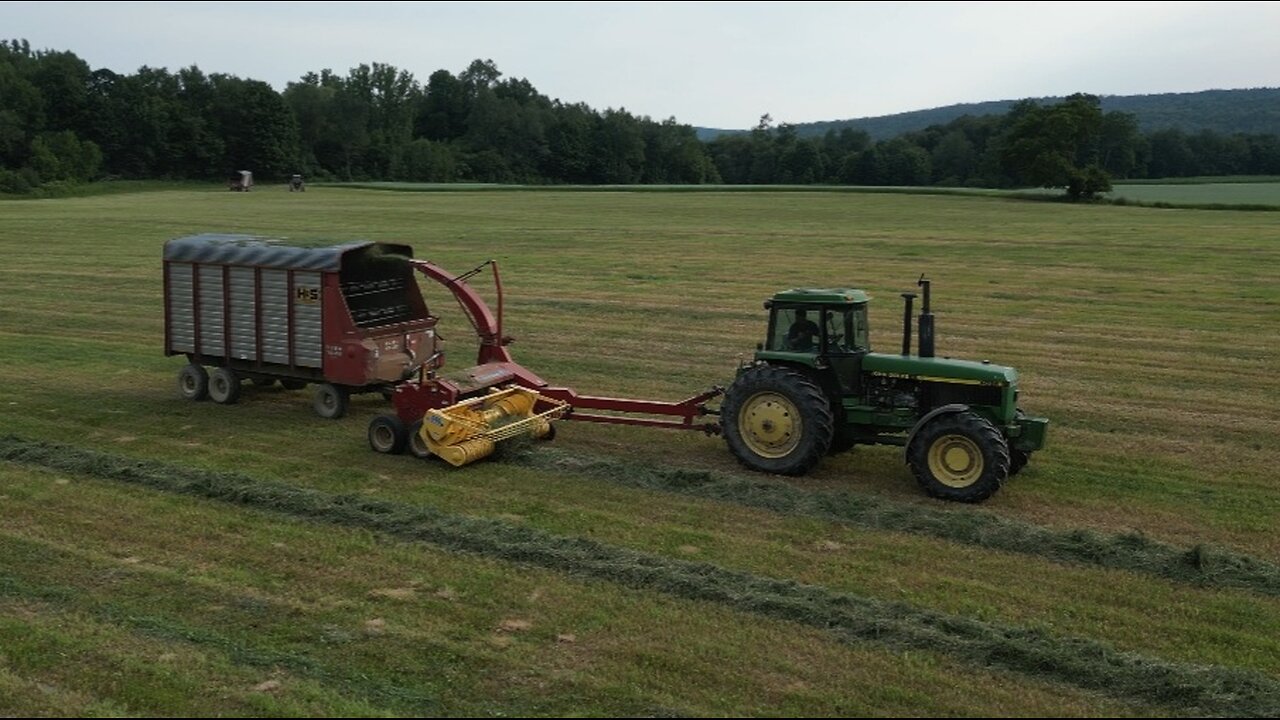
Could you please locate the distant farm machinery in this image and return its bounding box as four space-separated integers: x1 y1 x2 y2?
165 235 1046 502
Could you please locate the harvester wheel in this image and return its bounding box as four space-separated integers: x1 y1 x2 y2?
368 415 408 454
722 365 833 476
208 368 242 405
313 383 349 419
907 411 1010 502
407 420 433 459
178 364 209 401
280 379 307 391
1009 448 1031 476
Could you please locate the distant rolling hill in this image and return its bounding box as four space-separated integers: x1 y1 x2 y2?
696 88 1280 141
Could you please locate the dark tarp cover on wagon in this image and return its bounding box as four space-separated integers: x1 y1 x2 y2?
163 234 414 271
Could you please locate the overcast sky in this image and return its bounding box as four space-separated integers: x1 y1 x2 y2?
6 1 1279 128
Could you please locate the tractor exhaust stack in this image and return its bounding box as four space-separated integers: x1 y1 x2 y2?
917 275 935 358
901 292 916 355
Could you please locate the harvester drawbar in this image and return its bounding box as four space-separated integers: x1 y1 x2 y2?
167 235 1046 502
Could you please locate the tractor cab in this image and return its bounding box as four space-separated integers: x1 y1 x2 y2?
761 289 870 358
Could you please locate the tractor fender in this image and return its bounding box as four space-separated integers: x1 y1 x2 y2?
904 404 971 455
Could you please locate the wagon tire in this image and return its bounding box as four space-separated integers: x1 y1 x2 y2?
208 368 242 405
178 364 209 401
313 383 349 419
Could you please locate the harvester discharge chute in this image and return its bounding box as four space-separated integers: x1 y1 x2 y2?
420 386 568 466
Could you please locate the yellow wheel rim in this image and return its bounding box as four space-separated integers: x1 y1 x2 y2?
927 434 984 488
738 391 802 459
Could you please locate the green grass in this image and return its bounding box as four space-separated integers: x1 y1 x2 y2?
5 436 1276 716
1109 181 1280 206
1 185 1278 714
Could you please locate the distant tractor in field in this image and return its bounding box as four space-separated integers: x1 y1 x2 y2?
228 170 253 192
722 278 1048 502
289 174 305 192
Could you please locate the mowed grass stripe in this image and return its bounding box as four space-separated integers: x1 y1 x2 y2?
5 465 1159 718
504 446 1280 597
4 436 1278 717
0 548 446 716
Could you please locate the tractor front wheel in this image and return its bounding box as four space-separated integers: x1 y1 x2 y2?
907 411 1010 502
1009 448 1031 476
722 365 833 476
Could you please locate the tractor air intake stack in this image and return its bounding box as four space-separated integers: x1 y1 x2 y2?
901 292 916 355
917 275 935 358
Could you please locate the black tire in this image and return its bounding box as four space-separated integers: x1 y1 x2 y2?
907 411 1010 503
313 383 349 419
368 415 408 454
1008 407 1031 476
178 364 209 401
280 379 307 391
251 377 276 388
828 425 858 455
722 364 833 476
1009 448 1031 477
407 419 434 459
207 367 241 405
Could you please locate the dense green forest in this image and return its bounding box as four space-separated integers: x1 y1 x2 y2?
2 39 1278 197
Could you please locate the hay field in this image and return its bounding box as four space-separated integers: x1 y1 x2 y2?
1 187 1278 716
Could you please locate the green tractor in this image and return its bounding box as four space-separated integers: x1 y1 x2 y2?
722 277 1048 502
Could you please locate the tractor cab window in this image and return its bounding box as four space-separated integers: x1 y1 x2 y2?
822 304 869 354
770 307 821 352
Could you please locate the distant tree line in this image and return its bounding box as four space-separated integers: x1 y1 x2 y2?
2 39 1278 197
708 95 1280 197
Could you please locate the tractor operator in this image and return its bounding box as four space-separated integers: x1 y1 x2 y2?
786 310 820 351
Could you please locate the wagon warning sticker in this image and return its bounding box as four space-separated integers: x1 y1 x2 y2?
295 287 320 304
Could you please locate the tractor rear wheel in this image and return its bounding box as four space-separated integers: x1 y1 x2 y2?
368 415 407 454
208 368 241 405
907 411 1010 502
313 383 349 419
178 364 209 401
722 365 833 476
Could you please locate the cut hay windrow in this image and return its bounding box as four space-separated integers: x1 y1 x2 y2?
508 447 1280 597
3 434 1278 717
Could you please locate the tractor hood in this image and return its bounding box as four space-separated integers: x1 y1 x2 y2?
862 353 1017 386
